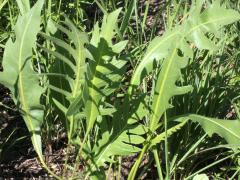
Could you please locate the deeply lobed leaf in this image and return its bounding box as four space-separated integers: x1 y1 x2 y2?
0 0 44 155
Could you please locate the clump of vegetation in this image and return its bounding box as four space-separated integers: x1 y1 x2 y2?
1 0 240 179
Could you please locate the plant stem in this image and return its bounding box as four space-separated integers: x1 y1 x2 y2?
76 0 79 24
117 156 122 180
57 0 62 18
153 148 164 180
47 0 51 18
185 153 235 180
164 112 169 180
128 141 149 180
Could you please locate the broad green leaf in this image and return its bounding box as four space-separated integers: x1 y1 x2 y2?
98 8 122 45
178 114 240 146
129 29 178 90
0 0 44 155
129 0 240 132
93 123 145 167
84 8 127 137
149 48 193 131
128 1 240 178
43 9 128 146
64 9 126 122
42 17 88 139
130 0 240 92
91 95 148 170
16 0 30 14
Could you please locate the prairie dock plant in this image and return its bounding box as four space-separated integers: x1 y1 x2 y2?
0 0 240 179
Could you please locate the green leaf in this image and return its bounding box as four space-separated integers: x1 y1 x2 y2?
57 9 125 122
129 0 240 132
128 1 240 178
42 9 128 145
150 121 187 148
0 0 44 155
129 29 178 90
130 0 240 90
92 95 148 169
149 48 193 131
178 114 240 147
42 16 88 138
16 0 30 14
83 8 127 137
120 0 134 36
193 174 209 180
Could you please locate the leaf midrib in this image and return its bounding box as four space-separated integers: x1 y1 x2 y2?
72 28 83 98
131 15 238 89
150 16 238 131
87 40 104 130
190 115 240 140
18 12 41 154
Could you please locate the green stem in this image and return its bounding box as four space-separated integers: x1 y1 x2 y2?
107 156 114 179
0 0 8 12
71 131 89 178
117 157 122 180
185 153 235 180
128 142 149 180
76 0 79 24
35 146 62 180
153 148 164 180
65 115 79 177
134 0 140 46
47 0 51 18
7 1 14 30
164 112 169 180
57 0 62 18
